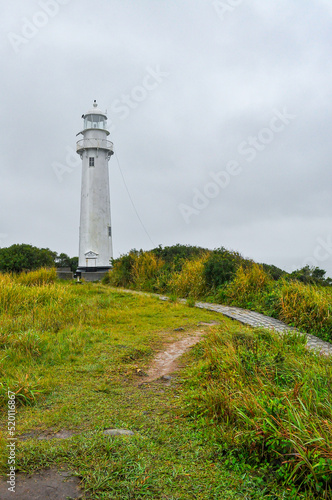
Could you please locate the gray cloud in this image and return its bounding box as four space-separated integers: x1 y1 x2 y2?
1 0 332 276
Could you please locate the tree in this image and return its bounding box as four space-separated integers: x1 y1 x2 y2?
55 253 78 272
0 244 79 273
0 244 57 273
152 244 207 272
290 266 332 286
203 250 237 289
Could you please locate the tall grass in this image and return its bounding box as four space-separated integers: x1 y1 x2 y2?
221 266 332 341
279 280 332 340
0 274 66 316
224 263 273 308
131 252 164 291
1 266 331 496
168 255 208 299
0 270 73 407
15 267 57 286
184 324 332 496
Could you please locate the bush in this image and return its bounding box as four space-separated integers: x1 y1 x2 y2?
203 249 241 289
151 244 207 272
106 252 138 288
225 264 273 309
106 251 164 291
56 253 78 273
131 252 164 292
0 244 57 273
168 256 208 299
261 263 287 281
0 244 78 274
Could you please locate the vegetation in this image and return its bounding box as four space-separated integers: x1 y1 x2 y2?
183 323 332 498
203 248 245 288
168 254 208 299
105 245 332 342
55 252 78 273
0 271 331 497
0 243 77 273
0 270 331 497
289 265 332 286
0 244 56 273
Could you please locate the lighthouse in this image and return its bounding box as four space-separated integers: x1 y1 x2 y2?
76 101 114 281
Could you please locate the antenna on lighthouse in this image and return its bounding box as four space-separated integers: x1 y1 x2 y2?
75 101 114 282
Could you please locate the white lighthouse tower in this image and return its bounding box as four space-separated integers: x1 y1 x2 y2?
76 100 114 281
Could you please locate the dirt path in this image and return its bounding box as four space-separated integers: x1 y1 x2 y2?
140 322 219 383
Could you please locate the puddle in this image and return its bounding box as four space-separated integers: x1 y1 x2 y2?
0 468 84 500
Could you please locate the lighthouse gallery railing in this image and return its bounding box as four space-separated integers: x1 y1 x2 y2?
76 138 114 152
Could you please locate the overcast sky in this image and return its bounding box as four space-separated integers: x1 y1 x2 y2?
2 0 332 275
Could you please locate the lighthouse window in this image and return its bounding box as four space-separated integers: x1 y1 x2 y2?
89 157 95 167
84 113 107 130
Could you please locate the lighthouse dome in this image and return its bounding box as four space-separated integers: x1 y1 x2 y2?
85 100 107 117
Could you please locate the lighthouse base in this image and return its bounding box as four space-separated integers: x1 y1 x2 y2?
75 267 111 282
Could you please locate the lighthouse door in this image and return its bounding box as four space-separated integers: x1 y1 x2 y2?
86 258 96 268
85 251 98 267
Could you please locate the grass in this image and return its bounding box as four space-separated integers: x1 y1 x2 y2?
181 323 332 498
221 264 332 342
0 271 331 498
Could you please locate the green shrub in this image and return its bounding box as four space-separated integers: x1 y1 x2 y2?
153 267 174 293
203 251 238 289
261 263 287 280
105 251 165 292
55 253 78 272
290 265 332 286
106 252 137 287
0 244 56 273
